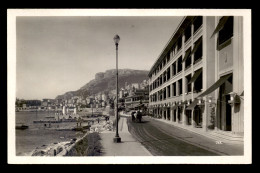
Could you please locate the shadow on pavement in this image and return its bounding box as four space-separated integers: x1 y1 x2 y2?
131 120 150 124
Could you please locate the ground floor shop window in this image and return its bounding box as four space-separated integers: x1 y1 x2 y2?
194 106 202 127
173 109 177 122
177 107 182 123
186 110 192 125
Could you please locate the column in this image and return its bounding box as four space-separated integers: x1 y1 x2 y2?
170 108 173 122
201 16 208 132
182 33 185 126
191 109 195 127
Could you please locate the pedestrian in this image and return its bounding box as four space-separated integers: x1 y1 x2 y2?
131 111 135 122
97 118 100 124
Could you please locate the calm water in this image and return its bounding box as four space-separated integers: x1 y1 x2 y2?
16 111 86 156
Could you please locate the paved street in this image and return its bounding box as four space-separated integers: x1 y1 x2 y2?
127 116 243 156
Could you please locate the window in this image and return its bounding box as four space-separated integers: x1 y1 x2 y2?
172 62 176 76
186 74 192 93
177 36 182 51
193 16 203 34
173 109 177 122
163 58 166 67
194 37 203 63
185 48 192 69
185 25 192 42
167 85 171 98
172 45 175 56
167 52 171 62
178 79 183 95
218 16 234 47
194 70 203 92
177 56 182 73
172 82 176 96
167 67 171 80
163 71 167 82
163 88 167 100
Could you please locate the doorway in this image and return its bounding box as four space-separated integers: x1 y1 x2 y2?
177 107 182 123
194 106 202 127
186 110 192 125
218 74 232 131
167 108 171 120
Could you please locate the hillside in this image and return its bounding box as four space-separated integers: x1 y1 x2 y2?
55 69 149 100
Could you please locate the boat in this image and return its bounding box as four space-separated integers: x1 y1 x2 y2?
33 120 62 123
16 124 29 130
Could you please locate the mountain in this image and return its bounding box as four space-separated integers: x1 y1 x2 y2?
55 69 149 100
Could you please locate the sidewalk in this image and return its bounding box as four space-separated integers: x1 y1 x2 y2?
147 117 243 155
99 117 152 156
151 117 244 144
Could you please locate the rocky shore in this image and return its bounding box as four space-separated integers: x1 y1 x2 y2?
31 118 115 156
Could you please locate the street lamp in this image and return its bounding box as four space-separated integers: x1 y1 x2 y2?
113 34 121 143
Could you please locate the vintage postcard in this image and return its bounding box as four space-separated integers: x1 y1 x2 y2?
7 9 251 164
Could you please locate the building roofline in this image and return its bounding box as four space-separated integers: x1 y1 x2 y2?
148 16 195 77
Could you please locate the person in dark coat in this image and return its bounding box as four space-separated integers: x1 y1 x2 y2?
131 111 136 122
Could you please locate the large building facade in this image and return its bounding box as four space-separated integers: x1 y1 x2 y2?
148 16 244 136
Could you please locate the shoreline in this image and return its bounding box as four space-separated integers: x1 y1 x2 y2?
23 119 114 156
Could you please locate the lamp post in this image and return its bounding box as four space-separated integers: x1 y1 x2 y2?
113 34 121 143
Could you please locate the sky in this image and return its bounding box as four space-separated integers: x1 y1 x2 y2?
16 16 183 100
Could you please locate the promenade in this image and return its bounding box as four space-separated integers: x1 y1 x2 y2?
99 116 152 156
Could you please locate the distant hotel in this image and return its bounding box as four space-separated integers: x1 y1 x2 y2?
148 16 244 137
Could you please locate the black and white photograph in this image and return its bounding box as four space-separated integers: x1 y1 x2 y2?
7 9 251 164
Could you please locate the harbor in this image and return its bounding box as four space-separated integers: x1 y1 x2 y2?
15 106 112 156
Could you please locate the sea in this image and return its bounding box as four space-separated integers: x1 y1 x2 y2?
15 111 86 156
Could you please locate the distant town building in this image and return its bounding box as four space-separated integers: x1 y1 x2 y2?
125 88 149 110
131 83 140 89
119 89 124 99
102 93 107 102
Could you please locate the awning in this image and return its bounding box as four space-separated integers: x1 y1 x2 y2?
191 37 202 55
188 68 202 84
210 16 230 38
197 73 232 98
186 99 199 110
182 49 191 63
